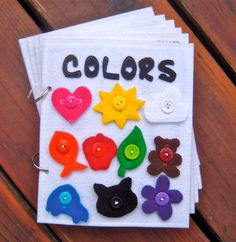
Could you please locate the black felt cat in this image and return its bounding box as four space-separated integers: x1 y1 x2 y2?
93 177 138 217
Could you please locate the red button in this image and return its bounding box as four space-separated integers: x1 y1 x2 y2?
92 142 106 157
159 146 173 162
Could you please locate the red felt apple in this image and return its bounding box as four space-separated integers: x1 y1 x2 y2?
83 134 117 170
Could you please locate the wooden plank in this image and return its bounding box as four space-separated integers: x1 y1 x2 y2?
0 0 41 207
0 171 54 242
171 0 236 74
19 0 236 241
0 0 209 242
24 0 141 29
49 220 209 242
23 1 236 240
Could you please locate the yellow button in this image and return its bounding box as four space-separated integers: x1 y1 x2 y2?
112 96 127 111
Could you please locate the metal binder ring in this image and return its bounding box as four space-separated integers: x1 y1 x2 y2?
32 152 49 173
28 86 52 103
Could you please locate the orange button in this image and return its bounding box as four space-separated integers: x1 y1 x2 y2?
56 139 71 154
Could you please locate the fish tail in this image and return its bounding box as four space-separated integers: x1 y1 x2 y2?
61 161 88 177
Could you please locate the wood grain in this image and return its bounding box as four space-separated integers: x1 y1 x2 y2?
23 2 236 240
0 0 209 241
0 0 41 208
49 220 209 242
172 0 236 73
0 171 54 242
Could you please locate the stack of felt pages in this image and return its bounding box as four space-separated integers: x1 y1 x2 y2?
19 7 202 228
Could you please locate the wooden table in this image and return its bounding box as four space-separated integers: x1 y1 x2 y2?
0 0 235 241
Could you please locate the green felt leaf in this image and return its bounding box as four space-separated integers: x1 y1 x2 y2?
117 126 147 177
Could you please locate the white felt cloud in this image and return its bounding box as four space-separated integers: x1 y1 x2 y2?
144 86 188 123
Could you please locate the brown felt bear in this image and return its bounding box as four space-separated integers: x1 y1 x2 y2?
147 136 182 178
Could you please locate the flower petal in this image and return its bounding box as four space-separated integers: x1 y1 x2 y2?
99 91 112 102
141 185 156 200
142 200 158 214
112 83 126 96
123 106 140 120
155 175 170 192
115 113 127 128
168 190 183 203
125 87 136 98
157 203 172 220
164 166 180 178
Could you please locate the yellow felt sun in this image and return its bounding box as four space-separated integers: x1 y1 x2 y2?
93 83 145 128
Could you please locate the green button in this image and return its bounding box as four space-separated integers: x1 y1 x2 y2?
124 144 140 160
59 191 72 205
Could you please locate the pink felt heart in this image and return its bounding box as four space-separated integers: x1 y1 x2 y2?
52 87 92 123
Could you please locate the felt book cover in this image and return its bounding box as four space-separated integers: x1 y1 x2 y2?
18 7 201 228
36 40 193 227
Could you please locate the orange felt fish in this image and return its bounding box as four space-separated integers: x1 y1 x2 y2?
49 131 87 177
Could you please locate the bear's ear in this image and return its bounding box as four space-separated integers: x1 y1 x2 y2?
154 136 164 147
93 184 108 196
170 138 180 152
119 177 132 189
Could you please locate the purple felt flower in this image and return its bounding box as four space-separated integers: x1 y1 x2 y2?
141 175 183 220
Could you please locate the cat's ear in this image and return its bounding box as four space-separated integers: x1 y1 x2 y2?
119 177 132 189
93 184 108 196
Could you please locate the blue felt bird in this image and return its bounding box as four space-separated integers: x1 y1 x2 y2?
46 184 89 224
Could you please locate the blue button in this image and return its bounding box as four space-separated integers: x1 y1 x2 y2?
59 191 72 205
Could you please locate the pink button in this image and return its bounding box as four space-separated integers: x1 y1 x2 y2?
64 95 80 109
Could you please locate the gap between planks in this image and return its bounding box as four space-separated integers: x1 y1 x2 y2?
17 0 53 31
168 0 235 85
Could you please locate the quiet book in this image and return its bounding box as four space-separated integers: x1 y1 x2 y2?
19 7 202 228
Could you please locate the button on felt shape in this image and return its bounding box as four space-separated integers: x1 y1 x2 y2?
93 177 137 218
49 131 87 177
141 175 183 221
144 86 188 123
93 83 145 128
117 126 147 177
46 184 89 224
52 87 92 123
147 136 182 178
83 133 117 170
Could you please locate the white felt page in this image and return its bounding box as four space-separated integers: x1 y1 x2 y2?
38 41 193 227
19 26 200 213
39 37 200 213
18 8 201 222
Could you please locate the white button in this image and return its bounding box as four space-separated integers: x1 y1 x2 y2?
160 99 175 114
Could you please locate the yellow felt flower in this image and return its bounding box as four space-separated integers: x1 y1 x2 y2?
93 83 145 128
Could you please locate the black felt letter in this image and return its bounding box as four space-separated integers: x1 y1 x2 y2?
84 56 99 78
138 57 154 82
102 56 119 80
158 60 176 82
121 56 137 80
62 54 81 78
